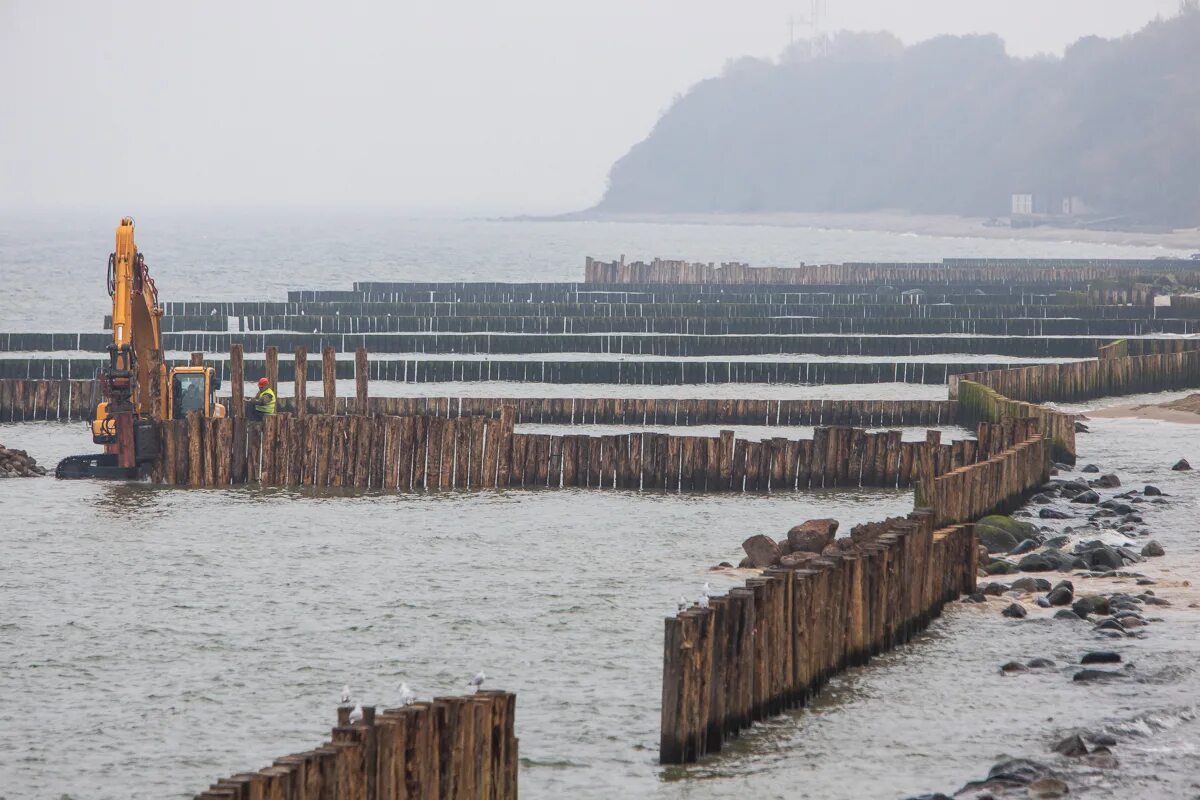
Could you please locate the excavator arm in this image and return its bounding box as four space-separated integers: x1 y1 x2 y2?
57 218 167 478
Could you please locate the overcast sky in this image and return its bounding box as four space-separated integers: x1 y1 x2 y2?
0 0 1181 214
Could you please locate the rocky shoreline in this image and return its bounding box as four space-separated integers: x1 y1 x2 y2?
0 444 45 478
904 448 1195 799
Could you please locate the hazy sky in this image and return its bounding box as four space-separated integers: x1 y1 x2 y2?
0 0 1181 214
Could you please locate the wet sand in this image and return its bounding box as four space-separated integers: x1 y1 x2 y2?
1090 393 1200 424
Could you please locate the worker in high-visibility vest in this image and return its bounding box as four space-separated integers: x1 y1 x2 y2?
249 377 276 420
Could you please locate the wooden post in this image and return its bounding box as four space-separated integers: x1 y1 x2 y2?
323 346 337 415
230 344 245 418
294 346 308 416
265 346 279 394
190 352 203 367
356 346 369 415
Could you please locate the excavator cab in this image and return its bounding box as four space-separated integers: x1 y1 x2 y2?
167 366 223 420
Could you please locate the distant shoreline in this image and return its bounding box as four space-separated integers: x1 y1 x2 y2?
537 210 1200 252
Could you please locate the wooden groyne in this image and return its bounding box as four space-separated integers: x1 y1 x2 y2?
0 377 97 422
0 354 1064 385
195 691 517 800
660 512 978 763
952 348 1200 405
0 376 957 425
585 256 1200 287
659 418 1049 763
151 411 1024 492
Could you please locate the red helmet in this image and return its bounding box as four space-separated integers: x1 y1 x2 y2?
257 377 270 388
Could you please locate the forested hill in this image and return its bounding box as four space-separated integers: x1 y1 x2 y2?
593 10 1200 227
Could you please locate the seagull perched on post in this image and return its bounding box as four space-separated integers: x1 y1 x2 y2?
703 582 713 598
398 682 416 706
340 685 352 704
677 595 689 613
467 671 486 691
698 594 710 609
349 703 364 724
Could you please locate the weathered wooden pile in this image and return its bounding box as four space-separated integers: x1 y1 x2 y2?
0 444 46 477
195 691 517 800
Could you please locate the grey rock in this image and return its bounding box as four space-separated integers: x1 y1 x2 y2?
1031 493 1052 504
1171 459 1191 471
1002 603 1027 619
1093 618 1126 633
1143 484 1162 496
1018 553 1054 572
742 534 783 568
1035 596 1052 608
1047 586 1074 605
1012 576 1052 592
980 582 1009 596
1081 464 1100 473
1053 733 1089 757
1093 474 1121 488
1039 508 1071 520
1141 540 1165 557
787 518 839 554
1080 651 1121 664
1027 657 1056 668
1054 609 1082 620
1071 490 1100 504
1009 539 1039 556
1000 660 1028 673
984 559 1020 575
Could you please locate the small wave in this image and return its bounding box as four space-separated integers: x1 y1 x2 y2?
519 757 587 769
1107 704 1199 738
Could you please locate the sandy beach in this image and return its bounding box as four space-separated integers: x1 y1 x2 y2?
1090 393 1200 424
561 210 1200 252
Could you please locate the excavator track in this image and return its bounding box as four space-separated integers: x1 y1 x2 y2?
55 453 138 480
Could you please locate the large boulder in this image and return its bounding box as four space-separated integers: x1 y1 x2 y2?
975 515 1039 553
1141 540 1165 557
787 518 839 553
742 534 782 568
1171 459 1191 471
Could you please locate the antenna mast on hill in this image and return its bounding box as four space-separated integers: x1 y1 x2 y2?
789 0 828 57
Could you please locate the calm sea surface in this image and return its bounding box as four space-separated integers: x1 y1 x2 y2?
1 215 1197 799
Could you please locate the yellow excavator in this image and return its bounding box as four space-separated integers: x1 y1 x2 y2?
57 218 224 479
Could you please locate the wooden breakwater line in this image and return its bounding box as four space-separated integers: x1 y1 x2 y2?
661 513 978 762
585 256 1200 287
195 691 517 800
151 408 1033 492
0 375 957 426
0 354 1061 384
952 348 1200 405
0 377 98 422
659 424 1050 763
285 396 958 428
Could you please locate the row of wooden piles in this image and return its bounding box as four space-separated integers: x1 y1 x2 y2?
153 410 1022 492
0 377 96 422
954 348 1200 405
584 256 1193 287
195 691 517 800
660 511 977 763
659 416 1052 763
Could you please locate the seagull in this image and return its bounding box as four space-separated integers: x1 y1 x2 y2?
341 684 352 704
468 671 486 691
698 594 710 609
703 582 713 597
398 682 416 706
348 703 364 724
677 595 689 613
